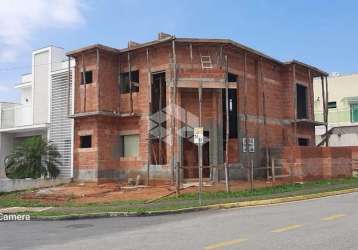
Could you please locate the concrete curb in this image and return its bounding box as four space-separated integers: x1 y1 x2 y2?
30 187 358 221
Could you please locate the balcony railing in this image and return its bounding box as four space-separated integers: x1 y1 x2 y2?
1 104 33 129
315 108 358 125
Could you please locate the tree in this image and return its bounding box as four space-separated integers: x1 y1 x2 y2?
5 136 61 179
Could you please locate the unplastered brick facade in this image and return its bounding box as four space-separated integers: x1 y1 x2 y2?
67 34 328 182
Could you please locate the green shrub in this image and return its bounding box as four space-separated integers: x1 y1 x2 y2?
5 137 61 179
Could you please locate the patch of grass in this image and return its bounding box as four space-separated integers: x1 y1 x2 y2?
2 177 358 218
0 192 45 208
165 177 358 204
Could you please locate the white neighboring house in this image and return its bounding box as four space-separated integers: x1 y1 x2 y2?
0 46 74 178
314 73 358 146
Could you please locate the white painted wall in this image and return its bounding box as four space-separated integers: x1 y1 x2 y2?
51 46 66 72
20 86 32 105
314 73 358 145
33 50 50 125
0 46 72 179
21 73 32 84
329 133 358 146
316 133 358 147
314 74 358 113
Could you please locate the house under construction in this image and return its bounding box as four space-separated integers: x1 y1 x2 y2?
66 33 330 183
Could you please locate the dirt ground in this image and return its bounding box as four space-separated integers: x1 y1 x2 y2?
21 179 286 205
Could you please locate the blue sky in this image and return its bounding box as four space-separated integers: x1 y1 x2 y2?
0 0 357 102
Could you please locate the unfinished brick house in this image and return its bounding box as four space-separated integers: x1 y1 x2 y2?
67 33 329 183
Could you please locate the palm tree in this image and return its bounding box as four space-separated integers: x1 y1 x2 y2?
5 136 61 179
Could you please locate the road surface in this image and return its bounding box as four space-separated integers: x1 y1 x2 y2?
1 192 358 250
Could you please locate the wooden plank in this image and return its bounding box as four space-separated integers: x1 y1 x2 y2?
96 48 100 111
293 64 297 146
261 58 270 179
189 43 193 69
224 55 230 192
243 52 248 177
325 76 329 146
146 48 151 185
81 53 87 112
118 53 121 115
172 39 178 190
176 81 237 89
67 56 71 116
198 83 203 204
321 75 327 146
128 52 133 114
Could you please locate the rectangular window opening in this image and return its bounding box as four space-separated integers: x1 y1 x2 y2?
119 70 139 93
120 134 139 157
328 101 337 109
81 70 93 85
228 73 238 82
298 138 309 146
80 135 92 148
296 84 308 119
150 72 167 165
151 72 166 114
350 103 358 123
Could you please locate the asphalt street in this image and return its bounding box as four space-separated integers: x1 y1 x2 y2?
1 192 358 250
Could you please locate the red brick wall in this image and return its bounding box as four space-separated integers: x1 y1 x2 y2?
73 117 99 179
74 51 99 113
281 146 355 180
71 42 318 181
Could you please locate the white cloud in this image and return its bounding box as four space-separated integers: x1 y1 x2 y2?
0 84 11 93
0 0 85 62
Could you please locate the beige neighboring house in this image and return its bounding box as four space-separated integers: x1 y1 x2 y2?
314 73 358 146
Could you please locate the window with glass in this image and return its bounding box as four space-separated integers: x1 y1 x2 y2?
328 101 337 109
350 103 358 123
120 134 139 157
